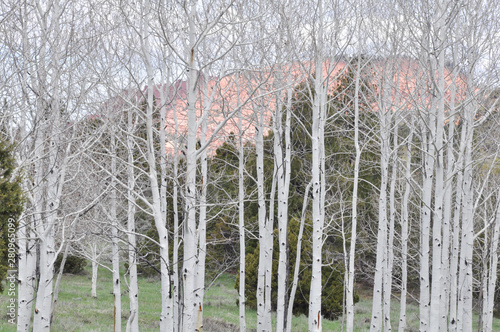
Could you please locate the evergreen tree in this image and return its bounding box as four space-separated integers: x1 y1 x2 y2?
235 63 379 319
0 140 23 292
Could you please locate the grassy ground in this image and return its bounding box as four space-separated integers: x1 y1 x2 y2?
1 265 499 331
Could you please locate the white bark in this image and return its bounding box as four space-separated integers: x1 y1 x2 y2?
17 215 36 332
32 1 66 329
457 77 476 332
92 258 99 298
287 181 313 332
309 2 326 330
346 57 362 332
383 115 398 332
172 100 181 332
125 106 139 332
398 118 414 332
370 64 393 332
449 124 466 331
182 4 200 329
237 77 246 332
16 5 36 330
134 1 176 330
110 126 122 332
195 83 209 332
429 9 447 328
275 108 287 332
309 89 324 331
255 98 272 331
419 123 433 332
265 132 276 332
275 66 292 332
440 57 458 332
482 193 500 332
447 81 469 329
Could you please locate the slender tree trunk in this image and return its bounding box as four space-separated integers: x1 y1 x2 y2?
482 193 500 332
51 242 71 324
237 135 246 332
139 2 175 329
419 106 435 332
256 100 272 332
126 107 139 332
457 86 476 332
91 253 99 298
275 72 291 332
17 218 36 332
110 126 122 332
17 6 36 330
440 61 458 332
265 145 277 332
429 15 447 327
398 119 413 332
287 181 313 332
309 2 326 330
449 112 467 332
237 80 246 332
195 94 209 332
478 208 489 332
346 57 362 332
275 110 287 332
173 101 181 332
183 4 200 329
33 1 64 329
33 86 66 332
309 39 325 332
370 66 392 332
383 118 398 332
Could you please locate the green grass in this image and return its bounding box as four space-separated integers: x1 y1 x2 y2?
1 265 499 331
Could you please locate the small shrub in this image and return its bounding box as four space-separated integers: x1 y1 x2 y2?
203 317 238 332
54 254 87 274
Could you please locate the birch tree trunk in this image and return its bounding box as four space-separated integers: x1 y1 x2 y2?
307 1 329 329
449 104 467 332
429 7 448 327
456 74 477 332
51 242 71 324
398 116 414 332
482 192 500 332
383 115 398 332
255 98 272 332
91 252 99 298
172 100 181 332
182 3 200 329
287 181 312 332
275 66 292 332
309 5 326 327
309 86 324 332
31 0 64 329
140 20 175 330
17 214 36 332
265 129 277 332
125 106 139 332
195 85 209 332
237 77 246 332
110 124 122 332
419 116 433 332
346 56 362 332
16 4 36 329
440 54 458 332
370 64 393 332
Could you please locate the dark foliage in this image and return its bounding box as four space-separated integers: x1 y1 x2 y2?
55 254 87 274
0 140 23 292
